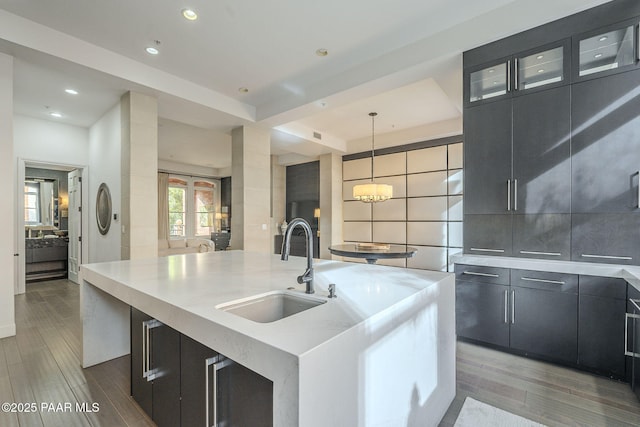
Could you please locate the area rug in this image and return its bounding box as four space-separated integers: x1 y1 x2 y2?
454 397 546 427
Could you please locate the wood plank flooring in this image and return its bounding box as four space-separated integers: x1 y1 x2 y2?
440 341 640 427
0 279 154 427
2 279 639 426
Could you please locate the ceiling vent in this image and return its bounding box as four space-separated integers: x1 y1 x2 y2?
313 131 322 140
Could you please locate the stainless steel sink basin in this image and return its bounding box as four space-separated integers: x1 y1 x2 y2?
216 291 326 323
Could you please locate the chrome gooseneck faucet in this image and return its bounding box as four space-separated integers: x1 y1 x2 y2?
281 217 314 294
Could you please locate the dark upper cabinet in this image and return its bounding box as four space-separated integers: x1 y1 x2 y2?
463 214 512 256
571 213 640 264
573 18 640 82
512 214 571 260
578 276 627 379
465 41 570 107
512 85 571 214
571 69 640 214
464 99 512 215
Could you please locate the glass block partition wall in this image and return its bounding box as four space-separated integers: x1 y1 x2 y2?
342 137 463 272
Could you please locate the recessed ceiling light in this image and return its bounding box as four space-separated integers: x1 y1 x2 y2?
599 36 608 42
488 69 494 73
537 69 545 73
536 55 544 60
315 48 328 57
50 112 62 118
493 81 498 85
238 87 249 93
146 46 159 55
594 53 603 58
182 8 198 20
65 89 78 95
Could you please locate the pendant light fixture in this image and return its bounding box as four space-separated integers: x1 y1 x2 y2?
353 112 393 203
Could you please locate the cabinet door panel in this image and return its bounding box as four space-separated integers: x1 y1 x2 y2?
578 295 626 378
513 86 571 213
512 214 571 260
456 281 510 347
131 307 153 418
152 325 181 427
571 213 640 264
510 287 577 363
572 70 640 213
181 335 218 427
463 214 512 256
464 100 512 214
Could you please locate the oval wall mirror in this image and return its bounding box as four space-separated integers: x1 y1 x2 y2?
96 183 112 235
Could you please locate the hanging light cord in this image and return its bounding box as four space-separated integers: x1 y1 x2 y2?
370 112 377 183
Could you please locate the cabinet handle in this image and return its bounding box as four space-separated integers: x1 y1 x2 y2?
519 250 561 256
514 58 519 90
142 319 162 382
462 271 499 278
507 60 511 92
513 179 518 211
581 254 633 261
637 170 640 208
507 179 511 211
511 290 515 324
504 290 509 324
205 355 234 427
625 309 640 357
470 247 505 253
520 277 566 285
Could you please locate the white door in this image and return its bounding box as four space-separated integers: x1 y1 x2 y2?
68 169 82 283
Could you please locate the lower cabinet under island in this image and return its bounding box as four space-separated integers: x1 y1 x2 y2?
130 307 273 427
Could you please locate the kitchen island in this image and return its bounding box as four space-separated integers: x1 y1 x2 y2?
80 251 455 426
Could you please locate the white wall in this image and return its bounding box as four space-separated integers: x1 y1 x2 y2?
14 115 89 164
89 103 122 263
0 53 15 338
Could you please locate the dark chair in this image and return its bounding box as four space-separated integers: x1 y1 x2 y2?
211 232 231 251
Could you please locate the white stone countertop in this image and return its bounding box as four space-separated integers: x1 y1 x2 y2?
81 250 451 358
452 254 640 292
80 250 456 426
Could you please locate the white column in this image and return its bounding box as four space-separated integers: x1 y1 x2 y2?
319 153 343 259
120 92 158 260
0 52 15 338
231 126 271 252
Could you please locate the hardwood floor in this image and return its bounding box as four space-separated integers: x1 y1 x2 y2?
440 341 640 427
2 279 639 426
0 279 154 427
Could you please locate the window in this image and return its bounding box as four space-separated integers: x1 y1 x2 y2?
167 176 219 238
24 182 40 224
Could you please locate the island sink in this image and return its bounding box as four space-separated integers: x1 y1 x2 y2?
216 291 326 323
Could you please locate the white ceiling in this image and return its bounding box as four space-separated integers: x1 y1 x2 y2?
0 0 612 169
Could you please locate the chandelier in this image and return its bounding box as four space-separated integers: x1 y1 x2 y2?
353 112 393 203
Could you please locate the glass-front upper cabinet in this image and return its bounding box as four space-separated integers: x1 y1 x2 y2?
574 19 638 80
466 41 569 105
468 60 510 103
516 45 566 91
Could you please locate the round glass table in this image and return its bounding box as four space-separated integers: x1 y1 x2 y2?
328 244 418 264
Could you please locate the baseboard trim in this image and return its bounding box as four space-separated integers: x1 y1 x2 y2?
0 322 16 338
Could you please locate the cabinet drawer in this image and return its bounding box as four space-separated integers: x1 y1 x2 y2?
579 275 627 299
455 264 510 285
511 269 577 293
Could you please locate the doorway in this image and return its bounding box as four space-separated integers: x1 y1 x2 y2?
17 159 88 294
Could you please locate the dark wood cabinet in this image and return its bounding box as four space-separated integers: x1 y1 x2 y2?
578 276 626 379
571 213 640 265
455 264 510 347
130 307 181 427
456 265 581 365
132 308 273 427
512 214 571 260
510 269 578 363
512 86 571 214
571 69 640 215
463 214 512 256
463 99 512 215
